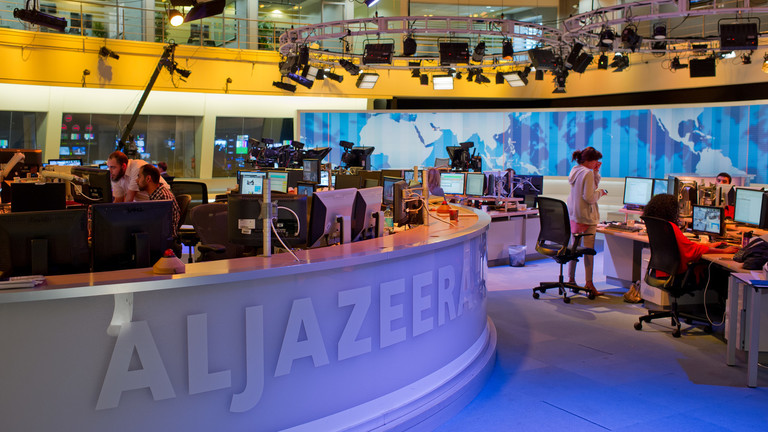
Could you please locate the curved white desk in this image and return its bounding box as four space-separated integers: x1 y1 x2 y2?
0 206 495 431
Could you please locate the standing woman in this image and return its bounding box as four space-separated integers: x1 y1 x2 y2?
566 146 607 297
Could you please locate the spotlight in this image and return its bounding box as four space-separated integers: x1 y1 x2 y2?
81 69 90 87
339 140 355 150
474 72 490 84
495 71 505 84
13 6 67 32
363 43 394 65
355 73 379 89
420 75 429 85
432 75 454 90
339 59 360 75
175 67 191 79
315 69 325 80
287 73 313 89
272 81 297 92
501 40 514 60
621 25 642 52
169 9 184 27
365 0 380 6
597 54 608 69
670 56 689 70
689 56 716 77
184 0 226 23
402 35 417 56
571 53 593 74
742 52 752 65
99 46 120 60
553 72 567 94
472 41 486 63
653 23 667 39
409 61 421 78
302 65 319 81
439 42 470 66
298 45 310 67
609 53 629 72
598 28 615 49
325 71 344 83
501 71 528 87
279 55 300 75
455 71 463 80
535 69 544 80
564 43 583 69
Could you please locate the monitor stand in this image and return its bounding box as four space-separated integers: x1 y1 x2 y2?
132 232 151 268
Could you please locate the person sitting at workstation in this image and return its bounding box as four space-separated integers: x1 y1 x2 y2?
716 172 732 184
427 167 445 199
107 151 167 202
157 161 174 184
137 164 180 238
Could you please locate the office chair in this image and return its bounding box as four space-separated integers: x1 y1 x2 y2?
532 197 597 303
634 216 713 337
189 203 243 261
171 181 208 262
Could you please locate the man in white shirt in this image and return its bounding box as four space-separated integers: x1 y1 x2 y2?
107 151 167 202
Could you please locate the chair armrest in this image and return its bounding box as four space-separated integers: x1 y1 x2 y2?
198 243 227 254
570 232 595 251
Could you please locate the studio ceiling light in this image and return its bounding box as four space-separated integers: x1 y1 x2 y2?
501 40 514 60
356 73 380 89
402 35 417 56
502 71 528 87
13 6 67 32
339 59 360 75
472 41 486 63
597 54 609 69
324 71 344 82
670 56 688 70
168 9 184 27
621 25 642 52
432 75 454 90
439 42 470 66
287 72 313 89
362 43 394 65
184 0 226 23
99 46 120 60
272 81 297 92
610 53 629 72
365 0 381 7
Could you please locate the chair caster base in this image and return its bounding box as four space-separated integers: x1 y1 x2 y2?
634 321 643 331
563 296 571 304
532 292 540 299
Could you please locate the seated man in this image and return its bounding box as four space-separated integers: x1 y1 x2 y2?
107 151 167 202
137 163 180 240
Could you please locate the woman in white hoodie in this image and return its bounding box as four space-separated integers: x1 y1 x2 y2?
566 147 607 297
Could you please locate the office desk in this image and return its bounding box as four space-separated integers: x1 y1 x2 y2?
596 227 648 287
726 272 768 388
485 209 540 266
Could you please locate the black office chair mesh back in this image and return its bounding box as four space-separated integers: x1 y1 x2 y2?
635 215 712 337
170 181 209 225
532 197 597 303
189 203 242 260
536 196 571 258
175 194 192 232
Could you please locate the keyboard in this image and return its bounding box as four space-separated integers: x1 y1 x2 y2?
604 223 642 233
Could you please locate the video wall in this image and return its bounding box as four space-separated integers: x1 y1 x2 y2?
299 103 768 184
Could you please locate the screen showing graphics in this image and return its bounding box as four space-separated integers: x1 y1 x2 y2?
59 147 71 156
733 187 765 226
236 135 249 154
303 158 320 183
48 159 82 166
652 179 668 196
72 146 86 156
623 177 654 206
239 171 266 195
465 172 485 196
691 205 724 236
382 176 401 205
440 172 465 195
268 171 289 193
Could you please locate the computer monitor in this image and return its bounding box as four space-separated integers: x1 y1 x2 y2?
733 187 768 227
352 186 383 241
512 175 544 198
296 181 315 196
334 174 362 190
268 171 289 193
303 158 321 183
10 182 66 212
652 178 669 196
91 200 175 272
307 188 357 248
465 172 485 196
393 180 422 226
382 176 401 206
716 183 735 207
319 170 330 187
273 195 308 248
71 166 113 204
59 147 71 156
440 172 465 195
72 146 86 156
359 170 382 187
0 208 90 277
691 205 725 236
48 159 82 166
381 169 404 179
239 171 267 195
623 177 654 206
228 194 308 250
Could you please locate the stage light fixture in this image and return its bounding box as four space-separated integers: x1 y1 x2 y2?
742 52 752 65
325 71 344 82
13 6 67 32
363 43 394 65
553 72 567 94
528 49 557 71
339 59 360 75
175 67 191 79
409 61 421 78
439 42 470 66
621 25 642 52
432 75 454 90
609 53 629 72
455 71 463 80
564 43 583 69
474 72 490 84
689 56 716 77
279 55 300 75
169 9 184 27
597 54 608 69
287 73 313 89
571 53 593 74
402 35 417 56
502 71 528 87
420 74 429 85
273 81 297 92
355 73 379 89
471 41 486 63
99 46 120 60
315 69 325 80
501 40 514 60
184 0 226 23
670 56 688 70
653 23 667 39
598 28 614 49
720 22 758 50
298 45 310 67
495 71 505 84
535 69 544 80
365 0 381 6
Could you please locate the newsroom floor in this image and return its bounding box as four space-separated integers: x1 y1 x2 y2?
434 253 768 432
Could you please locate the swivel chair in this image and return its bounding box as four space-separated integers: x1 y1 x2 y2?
532 197 597 303
634 216 712 337
171 181 208 262
189 203 243 261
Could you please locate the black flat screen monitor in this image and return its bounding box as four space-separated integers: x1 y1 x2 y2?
268 171 289 193
691 204 725 236
393 180 422 226
440 172 465 195
382 176 401 205
512 175 544 198
274 195 308 248
652 178 669 196
352 186 383 241
91 201 175 272
227 194 263 247
717 183 735 207
381 169 404 179
239 171 267 195
335 174 362 190
10 182 66 212
0 208 90 277
465 172 485 196
303 158 321 183
733 187 768 227
623 177 654 206
48 159 82 166
308 188 357 248
71 166 113 204
297 181 315 196
359 170 382 187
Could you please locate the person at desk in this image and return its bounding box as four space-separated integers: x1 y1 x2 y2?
107 151 167 202
137 164 180 239
716 172 732 185
157 161 174 184
643 194 739 272
427 167 445 198
566 146 607 297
